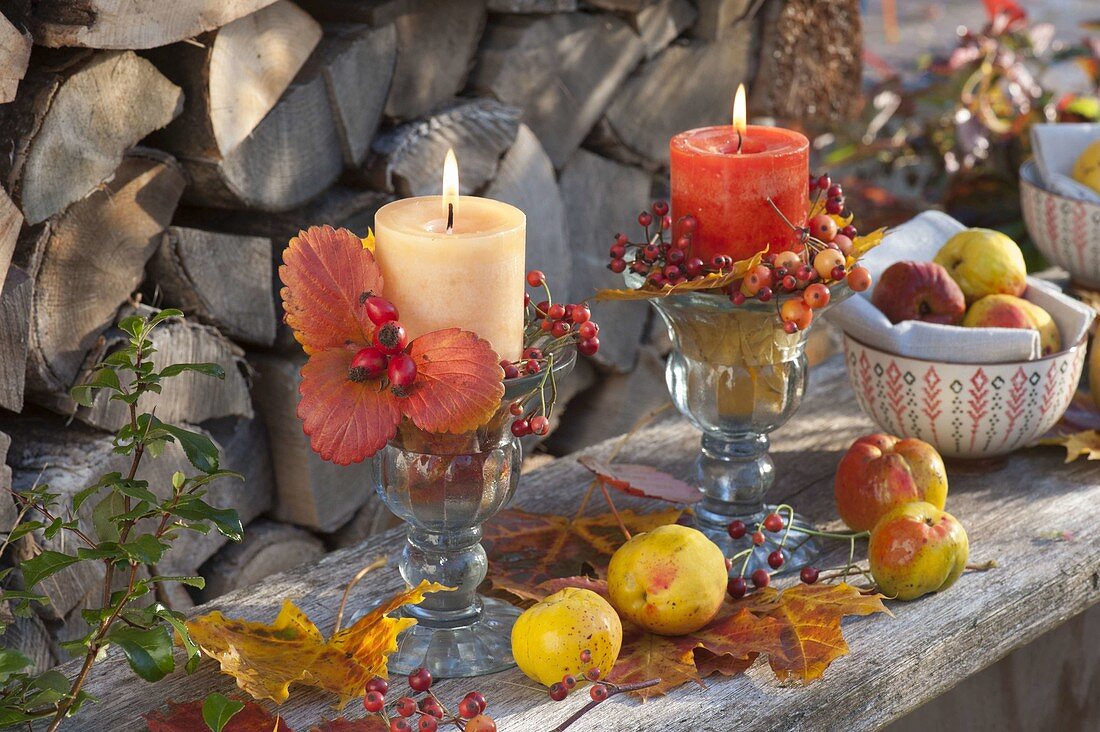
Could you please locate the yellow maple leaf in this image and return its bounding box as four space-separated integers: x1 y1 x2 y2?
594 248 766 302
362 228 376 252
186 580 446 706
1039 429 1100 462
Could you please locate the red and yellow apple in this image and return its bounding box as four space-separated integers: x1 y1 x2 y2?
607 525 727 636
868 501 969 600
963 294 1062 355
933 228 1027 303
870 261 966 325
834 434 948 532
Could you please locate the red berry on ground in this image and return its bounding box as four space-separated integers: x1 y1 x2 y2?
365 296 399 326
578 321 599 340
364 691 385 713
418 717 438 732
396 697 417 717
458 697 481 718
374 321 408 355
590 684 609 702
768 550 785 569
763 513 784 532
465 716 497 732
366 676 389 695
527 270 545 287
349 347 387 381
391 720 413 732
465 691 487 713
751 568 771 588
549 682 567 701
801 566 820 584
751 530 765 546
511 419 530 437
408 667 432 692
727 519 747 539
529 415 550 436
562 674 577 689
578 337 600 356
727 576 747 599
387 353 418 388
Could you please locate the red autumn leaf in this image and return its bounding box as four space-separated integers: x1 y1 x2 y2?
280 226 381 354
298 348 402 465
577 456 701 504
403 328 505 434
144 698 293 732
482 508 682 601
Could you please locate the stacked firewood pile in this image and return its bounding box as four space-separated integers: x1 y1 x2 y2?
0 0 859 670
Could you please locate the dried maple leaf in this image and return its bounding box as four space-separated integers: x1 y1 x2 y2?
144 698 292 731
577 456 701 504
280 226 504 464
186 581 446 706
482 508 681 601
1039 429 1100 462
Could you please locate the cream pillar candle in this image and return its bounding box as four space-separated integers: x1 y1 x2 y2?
374 151 526 362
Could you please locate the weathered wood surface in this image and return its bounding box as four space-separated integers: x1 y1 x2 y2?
62 357 1100 730
198 519 324 602
0 11 31 103
0 267 32 412
12 0 280 49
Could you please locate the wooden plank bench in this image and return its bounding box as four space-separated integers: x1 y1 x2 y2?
61 356 1100 730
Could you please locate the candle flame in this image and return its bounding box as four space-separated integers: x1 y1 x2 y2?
442 148 460 221
732 83 747 138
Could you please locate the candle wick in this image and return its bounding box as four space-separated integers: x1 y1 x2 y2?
736 129 743 154
447 202 454 233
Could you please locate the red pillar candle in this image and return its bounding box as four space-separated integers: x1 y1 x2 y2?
670 93 809 264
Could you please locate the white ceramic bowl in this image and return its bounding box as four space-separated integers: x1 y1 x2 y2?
1020 159 1100 288
843 332 1086 458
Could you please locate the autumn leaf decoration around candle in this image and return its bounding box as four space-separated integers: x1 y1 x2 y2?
280 225 506 464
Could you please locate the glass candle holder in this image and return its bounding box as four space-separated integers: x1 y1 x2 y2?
373 351 575 678
648 283 853 575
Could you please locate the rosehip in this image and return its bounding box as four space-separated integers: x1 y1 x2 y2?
813 249 845 279
349 347 387 381
803 283 831 309
808 214 838 242
730 291 747 306
562 674 577 689
638 211 653 227
685 257 705 277
500 359 520 379
667 248 685 265
774 250 801 270
578 321 599 339
529 415 550 436
768 550 785 569
816 174 831 190
742 265 773 295
395 697 417 717
590 684 609 702
571 304 591 324
548 303 566 320
511 419 530 437
780 299 812 330
408 667 432 692
609 258 626 273
549 682 567 701
680 215 698 232
841 224 858 239
763 513 785 532
727 519 747 539
525 359 541 375
419 698 443 718
751 530 765 546
418 717 438 732
610 243 626 259
652 200 669 216
388 353 418 388
847 266 872 292
464 691 487 714
783 321 798 334
536 300 550 315
727 576 747 599
527 270 545 287
801 566 820 584
374 321 408 355
580 649 593 663
578 337 600 356
756 286 773 302
832 234 853 256
465 716 497 732
551 320 570 338
751 568 771 588
365 296 399 325
366 676 389 695
831 265 847 281
364 691 385 713
391 720 413 732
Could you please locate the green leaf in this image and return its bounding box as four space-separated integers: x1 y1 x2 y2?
153 604 202 673
73 472 122 513
121 534 168 565
149 308 184 327
70 367 121 407
107 625 175 682
0 589 47 604
118 316 145 339
0 650 30 681
116 479 157 504
92 492 126 542
148 575 205 589
77 543 126 562
4 521 44 544
155 422 220 474
20 551 84 588
159 362 225 380
202 692 244 732
170 500 242 542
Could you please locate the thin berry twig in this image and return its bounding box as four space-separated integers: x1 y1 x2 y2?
549 679 662 732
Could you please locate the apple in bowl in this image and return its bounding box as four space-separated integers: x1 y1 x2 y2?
871 261 966 325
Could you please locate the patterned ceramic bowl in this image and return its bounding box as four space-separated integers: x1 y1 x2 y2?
843 332 1086 458
1020 159 1100 288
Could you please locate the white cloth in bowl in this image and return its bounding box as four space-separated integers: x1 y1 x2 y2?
826 211 1094 363
1029 123 1100 203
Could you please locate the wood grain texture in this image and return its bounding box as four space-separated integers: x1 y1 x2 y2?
17 0 280 49
0 12 32 103
148 227 277 347
19 150 186 408
60 357 1100 730
0 186 21 289
634 0 696 59
4 50 182 225
0 267 32 412
469 11 644 168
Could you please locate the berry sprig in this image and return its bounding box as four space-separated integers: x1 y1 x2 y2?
607 202 733 288
504 270 600 438
724 505 872 599
349 296 418 395
544 649 660 732
361 667 496 732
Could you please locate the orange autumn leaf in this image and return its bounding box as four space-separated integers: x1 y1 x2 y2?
144 698 292 731
482 508 682 601
577 456 701 504
402 328 505 434
1039 429 1100 462
280 226 382 355
186 581 446 707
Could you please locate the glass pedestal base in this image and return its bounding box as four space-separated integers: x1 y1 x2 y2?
387 597 521 677
695 506 821 576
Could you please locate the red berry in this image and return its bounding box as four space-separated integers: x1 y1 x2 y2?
408 667 432 692
803 283 831 309
465 716 496 732
808 214 838 242
349 347 387 381
638 211 653 227
366 677 389 695
364 691 385 713
508 402 523 416
826 197 843 215
727 576 747 599
816 174 831 190
685 257 704 277
511 419 529 437
396 697 417 717
827 184 843 197
680 215 698 232
551 320 570 338
642 244 660 262
578 337 599 356
590 684 609 702
578 321 599 339
500 359 520 379
525 359 541 375
610 243 626 259
535 300 550 315
391 720 413 732
847 266 872 292
841 224 858 239
418 717 437 732
523 347 543 360
781 274 797 291
585 667 602 681
751 568 770 588
727 519 746 539
730 291 746 306
540 318 554 332
529 415 550 436
388 353 418 388
562 674 577 689
831 265 847 281
365 296 399 326
527 270 545 287
763 513 784 532
549 682 567 701
609 258 626 273
751 531 765 546
465 691 487 713
458 697 481 718
768 550 785 569
801 566 820 584
374 321 408 355
661 214 672 230
663 264 682 279
783 321 798 334
756 286 772 302
652 201 669 216
548 303 566 320
419 698 443 718
579 649 592 663
615 233 629 246
675 236 691 250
